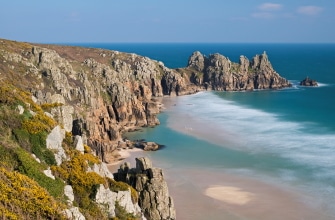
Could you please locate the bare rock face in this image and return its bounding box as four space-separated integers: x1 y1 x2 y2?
115 157 176 220
95 184 142 218
188 51 205 71
46 125 66 165
0 39 291 163
187 51 291 91
63 207 86 220
139 142 160 151
300 76 318 86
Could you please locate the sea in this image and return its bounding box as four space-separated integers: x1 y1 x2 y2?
75 43 335 219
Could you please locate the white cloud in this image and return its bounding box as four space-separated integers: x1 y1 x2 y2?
259 3 283 11
297 6 323 16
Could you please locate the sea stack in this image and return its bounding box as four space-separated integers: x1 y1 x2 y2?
300 76 318 86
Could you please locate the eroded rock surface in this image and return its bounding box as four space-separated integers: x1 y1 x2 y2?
187 51 291 91
115 157 176 220
300 76 318 86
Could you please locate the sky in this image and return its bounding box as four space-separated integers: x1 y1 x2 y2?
1 0 334 43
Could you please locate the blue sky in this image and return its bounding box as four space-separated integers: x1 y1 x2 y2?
1 0 334 43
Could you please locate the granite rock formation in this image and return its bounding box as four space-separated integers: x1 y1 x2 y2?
115 157 176 220
0 38 293 219
187 51 291 91
300 76 318 86
0 39 291 163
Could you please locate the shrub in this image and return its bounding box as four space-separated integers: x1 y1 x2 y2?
41 102 64 112
15 148 65 198
63 131 73 147
13 129 57 166
12 128 31 151
22 112 56 134
0 167 66 219
51 149 106 216
0 145 17 170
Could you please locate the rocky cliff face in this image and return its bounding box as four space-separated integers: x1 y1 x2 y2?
115 157 176 220
187 51 291 91
0 39 191 163
0 39 291 162
0 38 293 220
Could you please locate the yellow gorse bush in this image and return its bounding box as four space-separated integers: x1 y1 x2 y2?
41 102 64 112
22 112 57 134
51 149 105 191
0 167 65 219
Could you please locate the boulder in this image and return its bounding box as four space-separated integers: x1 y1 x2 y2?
46 125 66 165
63 207 85 220
74 135 85 153
300 77 318 86
139 142 159 151
43 167 55 180
16 105 24 114
64 185 74 203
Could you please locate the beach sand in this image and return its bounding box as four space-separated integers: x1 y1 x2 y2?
159 95 331 220
204 185 254 205
162 164 328 220
106 147 147 173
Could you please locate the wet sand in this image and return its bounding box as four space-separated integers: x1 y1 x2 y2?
160 95 332 220
162 166 329 220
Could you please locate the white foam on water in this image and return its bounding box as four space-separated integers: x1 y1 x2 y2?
177 92 335 168
171 91 335 212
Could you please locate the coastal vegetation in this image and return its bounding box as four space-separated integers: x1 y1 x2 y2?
0 38 291 219
0 79 140 219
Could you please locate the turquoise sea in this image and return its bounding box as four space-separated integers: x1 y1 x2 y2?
77 43 335 219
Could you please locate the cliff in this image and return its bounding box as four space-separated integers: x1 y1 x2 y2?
115 158 176 220
0 38 291 219
187 51 291 91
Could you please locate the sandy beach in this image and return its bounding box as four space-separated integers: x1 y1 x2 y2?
106 147 147 173
161 161 329 220
158 95 332 220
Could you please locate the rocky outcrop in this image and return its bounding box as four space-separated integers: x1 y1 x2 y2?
0 38 294 220
115 157 176 220
300 76 318 86
95 184 142 218
135 141 160 151
186 51 291 91
0 39 292 163
46 125 66 165
63 207 85 220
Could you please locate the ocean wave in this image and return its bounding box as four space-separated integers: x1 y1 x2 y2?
175 92 335 172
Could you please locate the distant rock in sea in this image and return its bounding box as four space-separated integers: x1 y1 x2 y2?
300 77 318 86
